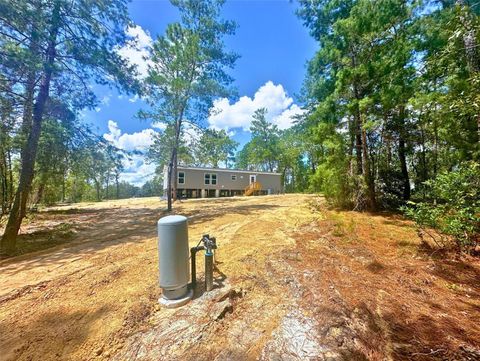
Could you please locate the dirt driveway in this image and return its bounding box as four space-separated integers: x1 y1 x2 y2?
0 195 479 360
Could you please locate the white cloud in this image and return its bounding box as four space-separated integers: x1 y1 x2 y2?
118 129 157 152
208 81 304 131
104 120 156 152
273 104 305 130
119 153 157 186
128 94 140 103
117 25 153 79
103 120 159 186
100 95 111 106
103 120 121 143
151 122 167 131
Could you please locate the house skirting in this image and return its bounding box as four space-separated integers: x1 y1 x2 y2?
174 188 268 199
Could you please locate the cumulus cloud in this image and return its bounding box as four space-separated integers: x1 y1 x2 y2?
117 25 153 79
208 81 305 131
151 122 167 131
104 120 156 152
103 120 159 185
273 104 305 130
119 154 157 186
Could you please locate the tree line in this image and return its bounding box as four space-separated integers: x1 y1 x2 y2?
0 0 142 254
234 0 480 250
153 0 479 251
295 0 479 251
0 0 242 255
1 0 478 254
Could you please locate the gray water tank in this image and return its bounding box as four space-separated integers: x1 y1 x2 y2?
157 215 190 300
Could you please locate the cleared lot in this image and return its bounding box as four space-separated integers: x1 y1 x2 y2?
0 195 479 360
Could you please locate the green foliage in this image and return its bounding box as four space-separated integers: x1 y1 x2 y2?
139 176 163 197
403 162 480 252
142 0 237 209
196 129 238 168
277 127 309 193
307 121 358 208
298 0 479 208
142 0 238 131
237 108 280 172
146 124 194 171
0 0 139 251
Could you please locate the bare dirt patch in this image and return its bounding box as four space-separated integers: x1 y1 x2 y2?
0 195 478 360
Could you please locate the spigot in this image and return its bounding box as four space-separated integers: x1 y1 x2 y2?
201 234 217 255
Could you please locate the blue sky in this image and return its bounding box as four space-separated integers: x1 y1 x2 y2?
86 0 317 185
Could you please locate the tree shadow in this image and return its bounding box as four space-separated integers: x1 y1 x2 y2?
416 242 480 294
315 299 480 360
1 200 281 270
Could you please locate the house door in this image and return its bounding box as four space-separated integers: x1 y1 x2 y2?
250 175 256 184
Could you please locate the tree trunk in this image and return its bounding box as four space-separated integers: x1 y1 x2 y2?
0 4 59 255
456 0 480 144
0 146 6 216
351 56 363 176
167 114 184 211
7 149 13 210
167 154 174 211
397 106 411 201
398 137 410 200
172 148 178 202
310 156 316 174
359 113 376 210
61 170 66 203
354 111 363 175
115 173 120 199
1 100 49 253
348 116 355 175
105 176 109 200
35 182 45 206
94 178 101 202
172 118 182 204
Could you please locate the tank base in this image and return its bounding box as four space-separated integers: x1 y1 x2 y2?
158 289 193 309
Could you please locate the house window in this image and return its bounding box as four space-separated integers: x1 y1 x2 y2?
178 172 185 184
205 173 217 185
231 175 237 181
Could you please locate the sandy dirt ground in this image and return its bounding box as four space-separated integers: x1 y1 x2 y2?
0 194 479 361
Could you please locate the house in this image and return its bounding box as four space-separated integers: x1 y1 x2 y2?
163 166 282 198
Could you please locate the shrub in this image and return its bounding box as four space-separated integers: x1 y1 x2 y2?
403 162 480 253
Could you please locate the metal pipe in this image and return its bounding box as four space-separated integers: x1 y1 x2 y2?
190 235 217 293
205 251 214 291
190 246 204 290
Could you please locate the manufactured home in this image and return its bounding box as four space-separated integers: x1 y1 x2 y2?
163 166 282 198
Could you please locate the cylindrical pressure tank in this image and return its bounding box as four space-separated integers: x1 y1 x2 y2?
157 215 190 302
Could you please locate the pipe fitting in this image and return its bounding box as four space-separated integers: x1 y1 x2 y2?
190 235 217 293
